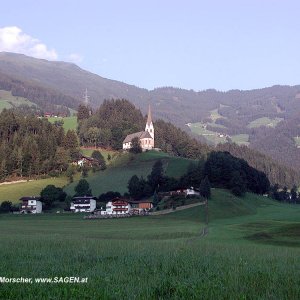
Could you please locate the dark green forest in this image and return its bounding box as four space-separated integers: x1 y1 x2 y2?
0 109 79 180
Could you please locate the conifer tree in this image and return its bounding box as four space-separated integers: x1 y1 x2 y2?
200 176 211 199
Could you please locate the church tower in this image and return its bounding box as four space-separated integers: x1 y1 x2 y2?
145 104 154 140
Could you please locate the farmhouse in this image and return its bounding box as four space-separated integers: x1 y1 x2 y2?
70 196 97 213
123 105 154 151
104 198 131 215
73 155 98 167
98 198 153 216
20 196 42 214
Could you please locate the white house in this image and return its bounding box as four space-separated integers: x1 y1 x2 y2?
123 105 154 151
102 199 131 215
20 197 43 214
70 196 97 213
185 187 200 196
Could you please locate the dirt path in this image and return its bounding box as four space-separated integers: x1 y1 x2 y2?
151 202 205 216
0 180 33 186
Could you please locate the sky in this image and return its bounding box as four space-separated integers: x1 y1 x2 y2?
0 0 300 91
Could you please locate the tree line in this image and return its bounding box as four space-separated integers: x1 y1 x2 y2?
0 109 80 181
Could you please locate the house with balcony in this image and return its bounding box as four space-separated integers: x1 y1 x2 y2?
70 196 97 213
104 198 131 215
20 197 43 214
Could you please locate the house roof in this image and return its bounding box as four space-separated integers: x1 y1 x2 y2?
123 131 152 143
129 200 153 204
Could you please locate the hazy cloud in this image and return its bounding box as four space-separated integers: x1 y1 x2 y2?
67 53 83 64
0 26 58 60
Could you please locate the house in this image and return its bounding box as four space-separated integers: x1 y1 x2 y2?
70 196 97 213
73 155 98 167
20 197 42 214
186 187 200 196
123 105 154 151
44 112 53 118
129 200 153 214
104 198 131 215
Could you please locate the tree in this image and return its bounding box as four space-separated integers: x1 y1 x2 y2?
291 185 298 204
40 185 67 209
75 179 92 196
98 191 121 202
91 150 106 170
129 137 142 154
128 175 144 200
87 127 100 148
64 130 79 149
153 190 160 207
230 171 247 197
0 201 12 213
148 160 164 191
200 176 211 199
77 104 90 121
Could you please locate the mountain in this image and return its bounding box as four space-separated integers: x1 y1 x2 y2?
1 52 300 171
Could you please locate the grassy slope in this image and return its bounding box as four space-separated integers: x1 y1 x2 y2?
0 189 299 299
0 177 69 203
0 89 36 111
80 147 117 163
247 117 284 128
65 151 197 196
47 116 77 132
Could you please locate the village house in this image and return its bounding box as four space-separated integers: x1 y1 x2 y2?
104 198 131 215
123 105 154 151
70 196 97 213
129 200 153 214
20 196 43 214
73 155 98 167
98 198 153 216
185 187 200 196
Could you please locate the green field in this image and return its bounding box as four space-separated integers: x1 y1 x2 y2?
247 117 284 128
189 123 228 145
0 189 299 299
294 136 300 147
65 151 197 197
0 90 36 111
48 116 77 132
80 147 118 163
210 108 226 121
0 177 69 204
231 133 249 145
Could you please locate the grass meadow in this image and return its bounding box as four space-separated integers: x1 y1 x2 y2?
0 90 36 112
0 189 299 299
247 117 284 128
0 177 69 204
65 151 197 197
47 116 78 132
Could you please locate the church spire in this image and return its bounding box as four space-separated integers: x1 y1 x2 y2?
146 104 152 125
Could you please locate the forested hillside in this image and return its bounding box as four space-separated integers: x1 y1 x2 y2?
1 52 300 171
78 99 299 187
0 109 79 181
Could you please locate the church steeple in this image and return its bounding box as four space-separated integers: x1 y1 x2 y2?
146 104 152 125
145 104 154 140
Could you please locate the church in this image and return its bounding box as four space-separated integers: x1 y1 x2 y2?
123 105 154 151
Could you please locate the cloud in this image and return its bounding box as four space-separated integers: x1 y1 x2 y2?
0 26 58 60
67 53 83 64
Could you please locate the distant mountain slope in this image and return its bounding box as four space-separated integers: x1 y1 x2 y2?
1 52 300 170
